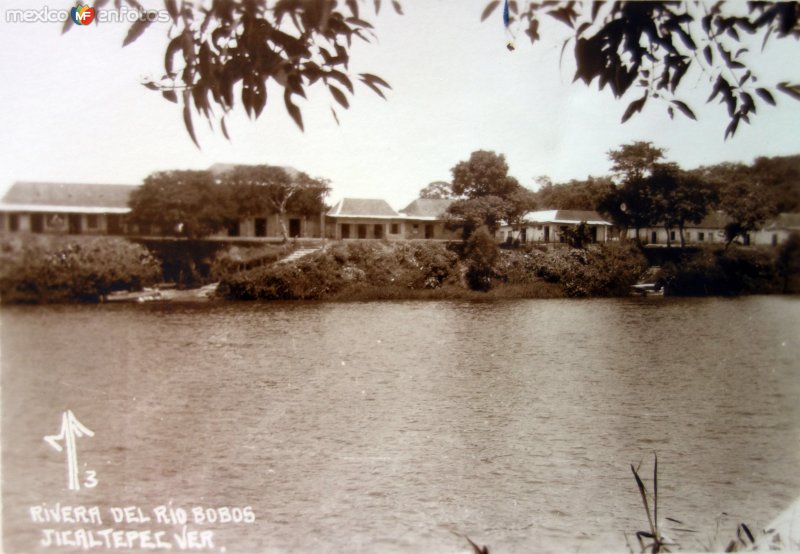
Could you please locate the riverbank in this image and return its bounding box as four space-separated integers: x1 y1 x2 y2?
216 241 647 301
1 234 798 303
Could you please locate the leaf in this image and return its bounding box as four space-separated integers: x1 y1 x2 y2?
481 1 501 22
755 87 776 106
165 0 179 20
777 82 800 102
162 90 178 103
61 15 74 34
703 45 713 65
671 100 697 120
122 18 152 47
284 91 304 131
164 35 182 76
724 114 740 140
330 107 341 126
220 117 230 141
183 91 200 148
359 73 391 98
328 85 350 109
621 93 647 123
391 1 403 15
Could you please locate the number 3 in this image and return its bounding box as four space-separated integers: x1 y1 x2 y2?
84 470 98 488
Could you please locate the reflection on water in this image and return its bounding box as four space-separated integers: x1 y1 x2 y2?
2 297 800 553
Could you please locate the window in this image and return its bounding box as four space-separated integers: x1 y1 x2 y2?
255 218 267 237
341 224 350 239
9 214 19 232
391 223 399 234
87 214 99 229
227 221 240 237
698 232 705 242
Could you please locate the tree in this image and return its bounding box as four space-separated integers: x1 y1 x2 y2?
445 150 534 238
719 179 777 246
608 141 666 183
669 170 719 246
598 176 658 244
535 176 615 210
483 1 800 137
419 181 453 199
128 170 235 238
450 150 521 198
464 227 500 292
444 196 510 240
220 165 330 240
69 0 401 145
599 142 668 243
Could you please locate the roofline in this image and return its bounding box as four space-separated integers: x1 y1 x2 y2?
0 204 131 214
327 214 403 220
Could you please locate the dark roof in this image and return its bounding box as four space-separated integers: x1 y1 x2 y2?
1 181 137 209
684 211 731 229
399 198 453 218
328 198 399 218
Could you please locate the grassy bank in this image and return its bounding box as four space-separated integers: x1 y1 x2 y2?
217 241 648 301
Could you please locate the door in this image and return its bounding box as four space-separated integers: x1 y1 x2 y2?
425 224 434 239
68 214 82 234
358 224 367 239
31 213 44 233
544 226 550 243
341 224 350 239
289 218 301 238
107 214 122 235
374 224 383 239
651 231 657 244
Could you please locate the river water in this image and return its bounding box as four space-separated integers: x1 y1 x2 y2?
2 297 799 553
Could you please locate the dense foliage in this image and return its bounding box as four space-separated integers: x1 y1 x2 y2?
128 165 330 239
484 1 800 137
657 246 785 296
218 240 648 300
66 0 400 143
444 150 537 239
0 236 161 303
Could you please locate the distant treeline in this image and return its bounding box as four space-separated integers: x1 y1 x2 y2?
535 153 800 213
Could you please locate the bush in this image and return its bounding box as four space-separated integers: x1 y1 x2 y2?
210 243 295 280
464 228 500 291
0 236 161 303
658 246 781 296
218 241 460 300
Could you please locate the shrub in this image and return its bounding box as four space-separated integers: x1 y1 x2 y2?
0 236 161 303
464 228 500 291
658 246 781 296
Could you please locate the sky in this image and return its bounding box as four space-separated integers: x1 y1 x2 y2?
0 0 798 210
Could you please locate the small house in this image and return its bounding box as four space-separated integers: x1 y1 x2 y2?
499 210 612 244
0 181 136 235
